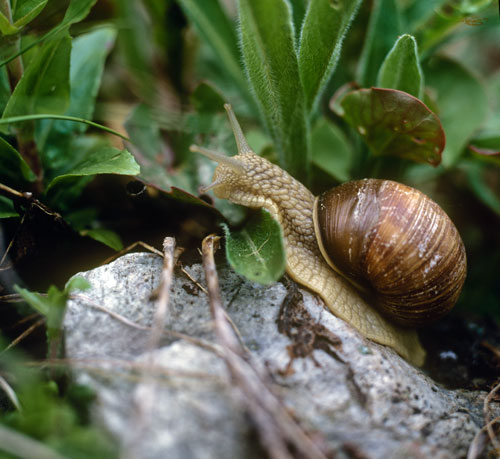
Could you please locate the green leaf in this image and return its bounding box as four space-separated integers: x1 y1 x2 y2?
80 228 124 251
35 27 117 175
12 0 48 28
61 0 98 28
0 0 97 68
0 11 19 35
311 118 352 182
0 195 18 218
377 34 423 99
357 0 402 87
65 27 117 128
239 0 309 182
14 286 50 316
337 87 445 166
224 209 286 285
45 146 140 195
423 56 488 167
2 33 71 119
177 0 249 103
299 0 363 111
0 136 36 183
65 276 91 292
124 104 196 193
15 277 90 341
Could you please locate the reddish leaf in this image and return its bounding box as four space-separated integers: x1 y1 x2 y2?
333 87 445 166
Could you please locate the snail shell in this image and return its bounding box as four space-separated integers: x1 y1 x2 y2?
313 178 467 327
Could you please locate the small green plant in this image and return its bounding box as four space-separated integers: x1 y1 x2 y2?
0 0 140 250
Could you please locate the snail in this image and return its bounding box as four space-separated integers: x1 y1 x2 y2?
190 104 467 366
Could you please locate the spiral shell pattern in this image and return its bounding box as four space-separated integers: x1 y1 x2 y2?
314 179 467 326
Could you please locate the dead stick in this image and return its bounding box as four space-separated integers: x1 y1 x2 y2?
201 234 327 459
484 381 500 453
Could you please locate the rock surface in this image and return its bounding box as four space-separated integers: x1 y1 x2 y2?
64 253 492 458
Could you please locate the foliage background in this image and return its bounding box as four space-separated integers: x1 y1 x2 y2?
0 0 499 457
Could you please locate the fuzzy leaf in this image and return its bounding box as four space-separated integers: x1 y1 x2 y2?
377 34 423 99
239 0 309 182
224 209 286 285
299 0 362 111
177 0 249 102
337 87 445 166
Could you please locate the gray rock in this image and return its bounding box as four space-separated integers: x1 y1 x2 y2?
64 253 491 459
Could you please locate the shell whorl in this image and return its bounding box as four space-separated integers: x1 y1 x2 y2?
314 179 467 326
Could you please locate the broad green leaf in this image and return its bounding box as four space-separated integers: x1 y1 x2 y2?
357 0 402 87
0 11 19 35
81 228 124 251
3 34 71 118
0 195 18 218
45 147 140 195
311 118 352 182
35 27 116 176
177 0 250 104
64 27 116 128
0 136 36 183
13 0 48 28
223 209 286 285
337 87 445 165
377 34 423 99
299 0 363 111
423 56 488 167
239 0 309 182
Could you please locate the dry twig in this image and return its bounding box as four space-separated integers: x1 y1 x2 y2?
201 234 328 459
122 237 176 459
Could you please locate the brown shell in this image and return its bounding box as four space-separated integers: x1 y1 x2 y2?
313 179 467 327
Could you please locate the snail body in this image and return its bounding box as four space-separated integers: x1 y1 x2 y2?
191 105 467 366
